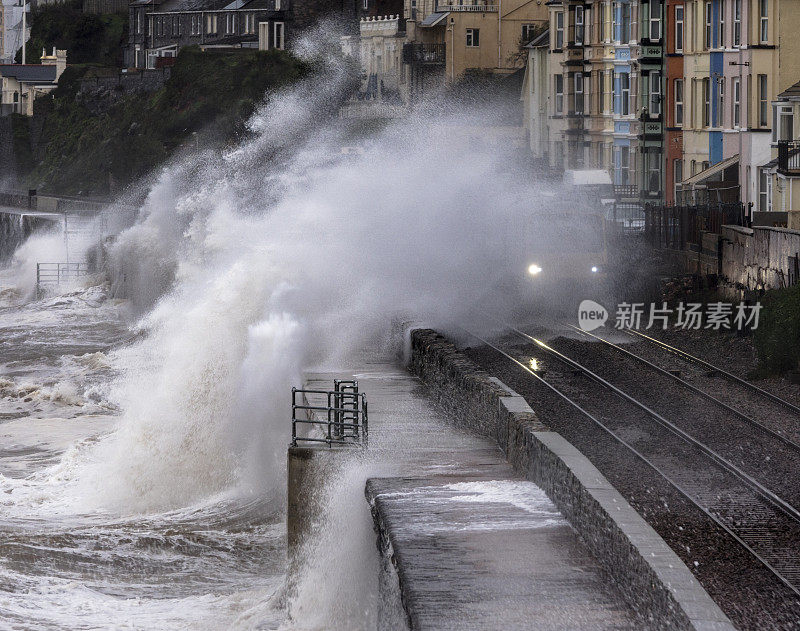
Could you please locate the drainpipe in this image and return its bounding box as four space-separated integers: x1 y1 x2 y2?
498 0 501 70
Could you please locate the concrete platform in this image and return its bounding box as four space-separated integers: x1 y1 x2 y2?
303 363 646 630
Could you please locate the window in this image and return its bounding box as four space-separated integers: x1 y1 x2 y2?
173 15 179 36
619 72 630 115
522 24 536 42
574 73 584 114
733 77 740 126
650 71 661 115
691 159 696 175
555 74 564 114
705 1 711 48
601 71 609 114
703 78 710 126
734 0 741 45
363 0 368 9
275 0 281 9
466 28 479 47
575 6 585 44
778 105 794 141
613 146 631 185
759 168 771 212
226 13 232 34
555 11 564 48
273 21 284 49
760 0 768 43
674 78 684 125
600 2 608 41
675 5 683 51
136 10 142 34
613 2 631 43
674 158 683 183
649 0 660 40
207 14 218 34
647 152 661 193
719 0 725 48
759 74 768 126
717 78 724 126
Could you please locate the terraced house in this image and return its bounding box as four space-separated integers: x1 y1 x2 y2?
674 0 800 220
401 0 548 99
544 0 665 202
125 0 356 69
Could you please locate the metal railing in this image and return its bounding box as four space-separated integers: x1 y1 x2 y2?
436 2 498 10
614 184 639 200
777 140 800 174
291 380 368 448
36 262 91 291
402 42 446 65
644 202 749 250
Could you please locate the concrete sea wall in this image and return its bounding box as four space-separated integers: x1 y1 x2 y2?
406 328 733 631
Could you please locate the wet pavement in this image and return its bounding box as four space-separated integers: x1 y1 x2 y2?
304 360 646 630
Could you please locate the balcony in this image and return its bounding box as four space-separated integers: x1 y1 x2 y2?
402 42 446 65
435 2 498 10
614 184 639 201
777 140 800 175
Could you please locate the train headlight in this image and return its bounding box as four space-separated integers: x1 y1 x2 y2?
527 264 543 276
591 266 599 274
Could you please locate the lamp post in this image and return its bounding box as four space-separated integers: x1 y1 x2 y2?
21 0 25 64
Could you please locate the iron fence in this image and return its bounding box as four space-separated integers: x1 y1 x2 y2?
36 263 90 291
644 202 749 250
402 42 446 65
291 380 368 448
777 140 800 174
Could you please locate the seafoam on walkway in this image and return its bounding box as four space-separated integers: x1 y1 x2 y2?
304 361 644 630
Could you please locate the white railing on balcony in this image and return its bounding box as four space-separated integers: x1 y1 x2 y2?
437 2 498 10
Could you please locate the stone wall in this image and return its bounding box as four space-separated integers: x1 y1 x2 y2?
720 224 800 291
408 328 734 631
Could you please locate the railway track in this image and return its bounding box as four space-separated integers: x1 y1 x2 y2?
551 326 800 510
461 324 800 599
628 329 800 417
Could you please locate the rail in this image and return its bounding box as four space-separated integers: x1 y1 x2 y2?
460 321 800 597
645 202 749 249
402 42 446 65
777 140 800 174
569 324 800 451
291 380 368 448
436 2 498 10
36 262 90 290
626 329 800 417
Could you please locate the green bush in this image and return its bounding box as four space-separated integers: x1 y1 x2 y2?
753 284 800 375
17 0 126 66
16 47 312 196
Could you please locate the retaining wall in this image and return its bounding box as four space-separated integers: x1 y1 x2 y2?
408 328 734 631
720 224 800 291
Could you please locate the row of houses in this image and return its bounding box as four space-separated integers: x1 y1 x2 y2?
349 0 800 230
521 0 800 229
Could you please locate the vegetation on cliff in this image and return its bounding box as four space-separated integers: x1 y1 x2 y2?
17 0 127 66
13 47 312 196
753 285 800 375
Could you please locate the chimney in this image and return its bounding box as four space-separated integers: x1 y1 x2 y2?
41 48 68 80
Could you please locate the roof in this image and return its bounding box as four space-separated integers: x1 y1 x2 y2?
564 169 612 186
155 0 230 11
0 64 57 83
419 11 448 27
778 80 800 101
680 154 739 186
525 28 549 48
